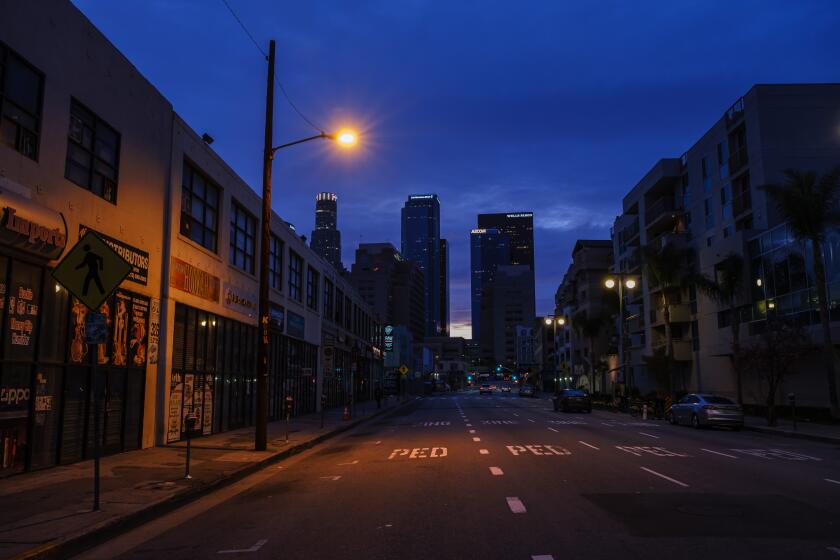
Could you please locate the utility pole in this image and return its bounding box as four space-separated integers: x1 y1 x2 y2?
256 39 275 451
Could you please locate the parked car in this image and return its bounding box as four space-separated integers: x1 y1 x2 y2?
500 384 512 392
668 393 743 429
479 383 493 395
518 385 535 398
553 389 592 412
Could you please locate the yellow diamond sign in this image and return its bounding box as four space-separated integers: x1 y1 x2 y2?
399 364 409 375
52 231 133 310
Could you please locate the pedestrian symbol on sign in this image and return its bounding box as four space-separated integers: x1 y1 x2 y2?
76 244 105 296
52 231 133 310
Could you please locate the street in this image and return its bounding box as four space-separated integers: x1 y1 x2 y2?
78 391 840 560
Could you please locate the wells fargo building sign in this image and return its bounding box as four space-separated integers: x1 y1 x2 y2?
170 257 220 302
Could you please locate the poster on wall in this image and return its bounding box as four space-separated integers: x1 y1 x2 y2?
129 295 149 367
202 373 214 435
69 299 89 363
96 299 112 364
148 298 160 365
167 372 183 443
112 292 131 366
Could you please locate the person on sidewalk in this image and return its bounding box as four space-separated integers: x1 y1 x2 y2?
374 384 382 409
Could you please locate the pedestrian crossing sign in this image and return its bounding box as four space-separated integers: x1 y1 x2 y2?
52 230 133 310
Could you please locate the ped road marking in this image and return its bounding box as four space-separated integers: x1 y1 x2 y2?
701 448 738 459
579 441 600 450
616 446 688 458
506 497 527 514
640 466 689 488
638 432 660 439
479 449 489 455
507 444 570 456
489 467 504 476
388 447 448 459
218 539 268 554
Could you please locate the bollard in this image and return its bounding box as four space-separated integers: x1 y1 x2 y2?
642 403 648 421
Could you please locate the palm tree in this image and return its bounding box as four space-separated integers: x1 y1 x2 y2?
694 253 747 403
572 311 606 389
761 168 840 418
640 243 695 395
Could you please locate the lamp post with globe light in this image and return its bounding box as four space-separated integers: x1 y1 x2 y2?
603 274 638 401
544 315 566 391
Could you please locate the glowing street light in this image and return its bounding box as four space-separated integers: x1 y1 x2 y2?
336 130 358 146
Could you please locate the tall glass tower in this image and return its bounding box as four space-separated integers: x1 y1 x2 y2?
470 228 510 343
401 194 441 337
311 192 342 270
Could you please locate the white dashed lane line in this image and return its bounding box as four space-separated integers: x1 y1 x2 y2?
701 448 738 459
827 546 840 555
578 441 600 450
469 430 476 434
638 432 660 439
480 449 489 455
528 419 536 423
532 556 554 560
506 497 527 513
640 467 689 488
827 478 840 486
473 437 481 442
489 467 504 476
547 427 559 432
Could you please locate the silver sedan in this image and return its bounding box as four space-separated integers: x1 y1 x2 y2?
668 393 744 430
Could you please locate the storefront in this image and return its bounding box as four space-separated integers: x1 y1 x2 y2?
0 196 151 477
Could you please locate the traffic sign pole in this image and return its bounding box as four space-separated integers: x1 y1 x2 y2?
92 343 101 511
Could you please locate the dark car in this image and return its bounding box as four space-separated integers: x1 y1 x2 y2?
553 389 592 412
479 383 493 395
518 385 535 398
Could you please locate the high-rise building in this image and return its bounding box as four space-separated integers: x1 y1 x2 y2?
439 238 449 336
401 194 441 336
350 243 425 344
311 192 343 271
477 212 534 271
480 265 535 366
470 228 510 343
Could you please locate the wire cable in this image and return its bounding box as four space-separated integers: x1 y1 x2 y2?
220 0 324 133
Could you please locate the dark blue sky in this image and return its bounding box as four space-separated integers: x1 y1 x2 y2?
74 0 840 337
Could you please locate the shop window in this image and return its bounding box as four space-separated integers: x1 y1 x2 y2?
65 99 120 203
180 161 219 252
288 251 303 302
269 234 283 290
229 199 256 274
0 364 30 476
306 266 319 311
0 42 43 160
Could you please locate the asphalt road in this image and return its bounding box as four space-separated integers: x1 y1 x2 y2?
78 391 840 560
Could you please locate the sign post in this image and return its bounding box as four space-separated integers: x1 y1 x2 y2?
52 231 132 512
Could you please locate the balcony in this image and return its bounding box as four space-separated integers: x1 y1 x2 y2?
728 147 749 176
650 303 692 326
621 219 640 246
648 231 691 252
733 189 751 217
724 97 745 128
650 339 693 361
644 197 683 233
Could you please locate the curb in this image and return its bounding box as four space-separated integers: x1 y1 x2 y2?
742 424 840 445
13 399 418 560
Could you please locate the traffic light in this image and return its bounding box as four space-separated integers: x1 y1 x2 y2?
496 365 502 373
467 375 473 381
512 375 517 381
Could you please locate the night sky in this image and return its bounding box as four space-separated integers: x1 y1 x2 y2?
74 0 840 338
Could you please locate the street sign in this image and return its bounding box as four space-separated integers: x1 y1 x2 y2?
399 364 408 375
84 312 108 344
53 231 133 310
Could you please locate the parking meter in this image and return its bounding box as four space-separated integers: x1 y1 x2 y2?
284 395 293 442
320 393 327 428
184 414 198 479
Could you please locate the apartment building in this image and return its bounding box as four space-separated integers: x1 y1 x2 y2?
611 84 840 410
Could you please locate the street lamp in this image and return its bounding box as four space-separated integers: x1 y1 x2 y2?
603 273 638 401
544 315 566 391
256 39 359 451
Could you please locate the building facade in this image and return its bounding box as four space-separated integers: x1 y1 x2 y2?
439 238 449 336
470 227 510 346
310 192 343 272
481 265 535 367
401 194 441 337
477 212 535 271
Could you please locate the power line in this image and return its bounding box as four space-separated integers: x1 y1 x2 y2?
220 0 324 133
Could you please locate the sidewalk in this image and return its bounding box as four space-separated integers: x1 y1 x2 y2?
0 397 412 560
742 414 840 445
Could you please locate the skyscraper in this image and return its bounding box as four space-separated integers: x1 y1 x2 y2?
470 228 510 343
401 194 441 337
311 192 343 271
477 212 534 271
439 238 449 336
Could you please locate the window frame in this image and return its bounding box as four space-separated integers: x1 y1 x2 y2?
288 250 303 302
306 266 320 311
269 233 283 291
229 199 257 274
0 41 44 161
180 160 220 252
64 97 121 203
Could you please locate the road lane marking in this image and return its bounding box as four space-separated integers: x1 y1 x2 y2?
469 429 476 434
601 422 614 427
531 556 554 560
218 539 268 554
701 449 738 459
638 432 660 439
617 446 688 457
466 423 473 427
640 466 689 487
320 476 341 481
548 427 559 432
489 467 504 476
827 546 840 555
388 447 448 459
338 460 359 465
480 449 489 455
506 444 570 456
826 478 840 485
528 419 536 423
513 413 519 417
506 497 527 513
473 437 481 442
731 448 822 461
579 441 600 450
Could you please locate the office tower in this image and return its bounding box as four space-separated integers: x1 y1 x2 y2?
439 238 449 336
401 194 441 337
481 265 535 366
470 228 510 344
477 212 534 271
311 192 342 270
